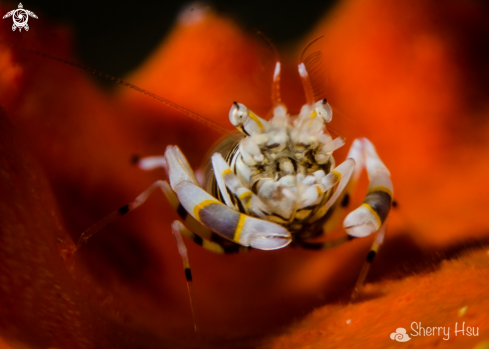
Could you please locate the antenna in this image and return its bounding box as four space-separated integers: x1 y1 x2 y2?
298 35 325 105
1 41 233 136
254 30 282 105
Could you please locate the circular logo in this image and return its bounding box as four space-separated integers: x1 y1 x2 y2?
12 9 28 28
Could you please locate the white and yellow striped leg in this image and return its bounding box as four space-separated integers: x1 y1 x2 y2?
136 151 265 250
172 221 250 254
342 138 393 299
135 154 220 243
164 145 292 250
343 138 393 238
161 179 249 254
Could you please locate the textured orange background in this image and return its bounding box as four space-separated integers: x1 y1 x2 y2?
0 0 488 348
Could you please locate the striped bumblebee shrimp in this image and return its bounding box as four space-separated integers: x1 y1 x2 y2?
70 38 393 330
2 6 392 336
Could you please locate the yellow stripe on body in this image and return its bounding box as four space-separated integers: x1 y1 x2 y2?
238 191 252 206
310 110 317 119
239 191 252 200
316 186 323 196
193 199 221 221
202 240 225 254
367 186 393 197
248 111 264 131
332 170 342 181
234 214 247 243
361 203 382 228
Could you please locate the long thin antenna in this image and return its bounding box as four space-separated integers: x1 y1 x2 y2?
254 30 282 105
2 41 233 136
298 35 324 105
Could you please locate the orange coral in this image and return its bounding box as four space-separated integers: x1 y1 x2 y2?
266 247 489 349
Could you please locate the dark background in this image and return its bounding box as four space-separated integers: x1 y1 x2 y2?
17 1 338 78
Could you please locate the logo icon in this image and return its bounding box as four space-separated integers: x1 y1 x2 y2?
3 3 38 32
390 328 411 342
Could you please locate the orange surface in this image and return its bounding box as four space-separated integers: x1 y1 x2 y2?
266 247 489 349
0 0 488 348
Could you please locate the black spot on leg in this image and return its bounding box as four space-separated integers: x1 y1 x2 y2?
193 234 203 246
223 244 244 254
392 200 398 208
118 204 130 215
341 193 350 207
176 204 188 220
184 268 192 281
366 250 377 263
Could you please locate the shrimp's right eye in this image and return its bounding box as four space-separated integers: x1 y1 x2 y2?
314 99 333 124
229 101 248 126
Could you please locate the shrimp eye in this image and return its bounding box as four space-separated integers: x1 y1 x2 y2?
314 99 333 124
229 102 248 126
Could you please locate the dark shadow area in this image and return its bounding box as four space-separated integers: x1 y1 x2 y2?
310 231 489 306
370 234 489 283
20 0 339 80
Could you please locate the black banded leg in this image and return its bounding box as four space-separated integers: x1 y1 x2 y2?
340 138 393 299
76 178 227 251
77 180 169 249
171 219 250 334
350 222 386 302
173 221 250 254
172 222 200 333
160 180 213 242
